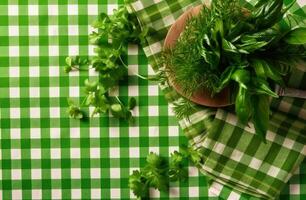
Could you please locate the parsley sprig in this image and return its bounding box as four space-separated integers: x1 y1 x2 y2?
66 3 147 121
129 146 202 199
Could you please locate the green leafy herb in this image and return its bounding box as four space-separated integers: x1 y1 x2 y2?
172 98 198 120
235 86 252 124
129 170 149 199
168 151 188 182
81 79 135 121
64 56 90 73
179 145 203 166
128 97 137 110
252 95 270 141
89 4 145 91
65 3 147 122
129 149 190 199
283 27 306 45
67 99 84 119
162 0 306 139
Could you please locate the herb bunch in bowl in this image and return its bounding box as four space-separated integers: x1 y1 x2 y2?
162 0 306 139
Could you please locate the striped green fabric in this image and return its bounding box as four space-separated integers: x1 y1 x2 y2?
128 0 306 199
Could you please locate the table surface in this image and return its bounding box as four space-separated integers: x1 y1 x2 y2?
0 0 305 199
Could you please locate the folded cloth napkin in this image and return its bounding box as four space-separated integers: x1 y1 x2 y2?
127 0 306 199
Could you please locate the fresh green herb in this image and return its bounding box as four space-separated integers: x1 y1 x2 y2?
129 150 190 199
179 145 203 166
81 79 135 121
283 27 306 45
89 4 145 90
162 0 306 139
171 98 198 120
64 56 90 73
65 3 148 121
67 99 84 119
168 151 188 182
129 170 150 199
128 97 137 110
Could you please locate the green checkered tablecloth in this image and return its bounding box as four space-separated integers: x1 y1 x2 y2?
0 0 305 200
127 0 306 199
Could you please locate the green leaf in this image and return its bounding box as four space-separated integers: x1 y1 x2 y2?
217 66 236 92
237 40 268 52
65 57 73 66
222 38 238 53
252 95 270 141
251 59 285 85
252 0 284 30
64 65 72 73
251 59 266 78
110 104 125 118
253 78 279 98
82 95 93 106
179 145 202 166
171 98 199 120
228 21 254 41
128 170 149 198
89 32 103 45
142 153 169 192
240 28 278 46
91 13 110 29
214 18 224 38
128 97 136 110
67 99 84 119
235 86 252 124
146 152 163 167
283 27 306 45
84 79 99 93
231 69 250 89
168 151 188 182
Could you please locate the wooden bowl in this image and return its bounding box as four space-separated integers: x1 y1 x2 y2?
164 4 232 107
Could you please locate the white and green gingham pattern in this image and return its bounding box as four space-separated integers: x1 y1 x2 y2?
0 0 215 199
127 0 306 199
0 0 305 199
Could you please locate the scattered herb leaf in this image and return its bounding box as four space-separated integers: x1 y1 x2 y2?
129 148 192 199
67 99 84 119
65 3 148 122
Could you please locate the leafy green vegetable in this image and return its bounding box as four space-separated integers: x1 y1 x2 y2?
81 79 135 121
235 86 251 124
89 5 146 91
128 97 137 110
168 151 188 182
162 0 306 140
231 69 250 89
253 78 279 98
252 95 270 141
129 149 191 199
250 0 284 31
283 27 306 45
67 99 84 119
65 3 147 122
179 145 203 166
142 153 169 192
129 170 149 199
64 56 90 73
171 98 198 120
217 66 236 92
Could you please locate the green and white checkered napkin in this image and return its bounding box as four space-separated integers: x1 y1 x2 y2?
127 0 306 199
